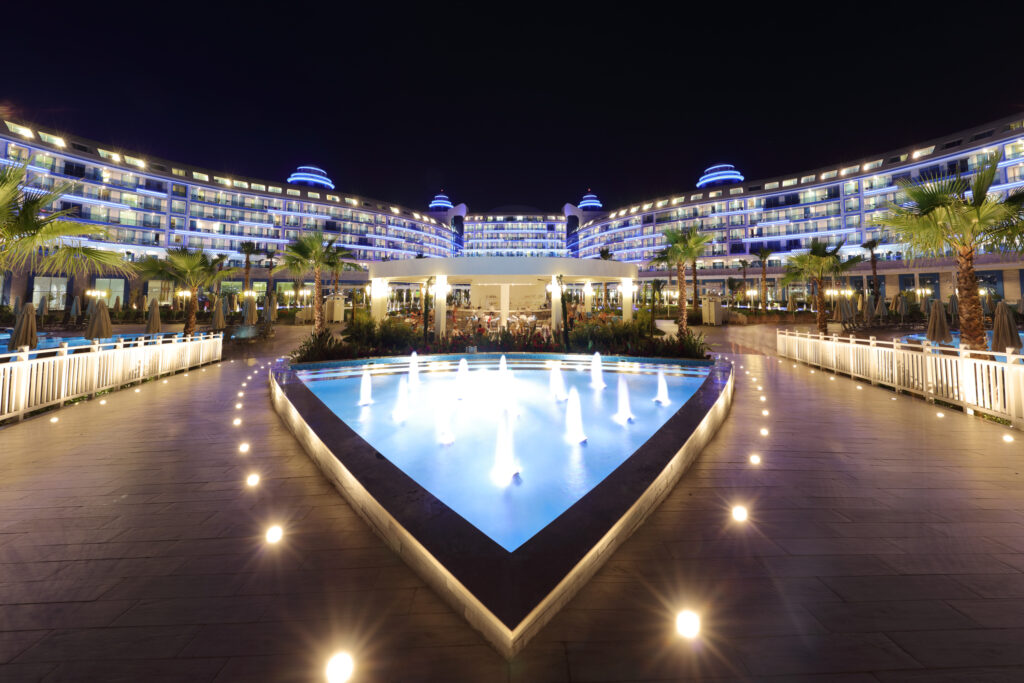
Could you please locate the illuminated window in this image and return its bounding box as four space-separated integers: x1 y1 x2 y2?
911 146 935 160
863 159 883 171
782 178 797 187
38 131 65 147
214 176 231 186
286 189 301 196
840 165 859 176
269 186 282 194
124 155 146 169
764 182 779 190
172 168 186 177
821 170 838 179
251 183 266 191
232 180 248 189
98 149 122 163
193 171 209 181
4 121 33 138
308 192 319 199
800 175 815 183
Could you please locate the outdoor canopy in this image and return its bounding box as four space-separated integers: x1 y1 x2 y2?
211 297 226 330
925 299 953 344
992 301 1022 354
85 300 112 340
146 298 162 334
8 302 37 352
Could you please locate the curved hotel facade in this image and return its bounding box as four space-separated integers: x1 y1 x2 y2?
2 113 1024 308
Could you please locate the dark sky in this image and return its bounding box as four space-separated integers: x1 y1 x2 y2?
4 4 1023 212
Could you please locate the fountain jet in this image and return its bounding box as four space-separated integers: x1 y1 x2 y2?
392 376 410 423
499 354 508 375
408 351 420 386
565 387 587 443
654 367 671 405
549 360 568 401
490 413 520 487
612 374 635 425
357 367 373 406
590 352 606 389
456 358 470 399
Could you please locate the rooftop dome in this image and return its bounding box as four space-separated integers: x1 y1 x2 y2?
286 165 335 190
578 190 602 210
696 163 744 189
429 191 454 210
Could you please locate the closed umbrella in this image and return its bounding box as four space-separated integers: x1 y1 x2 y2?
69 296 80 319
864 294 875 324
1017 297 1024 316
874 294 888 321
86 296 96 318
243 297 258 325
145 298 162 334
856 292 864 315
992 301 1022 354
13 296 20 317
889 292 900 312
263 295 274 324
113 296 121 314
948 293 959 325
897 294 909 323
38 296 48 319
85 300 113 340
268 291 278 322
8 303 37 351
211 297 226 330
228 293 237 314
831 297 842 322
981 294 993 317
925 299 952 344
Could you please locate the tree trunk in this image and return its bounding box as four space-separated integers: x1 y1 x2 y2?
690 259 699 317
312 267 325 334
870 252 879 297
243 256 251 291
676 264 688 335
761 264 768 311
813 278 827 334
955 247 987 351
185 287 198 336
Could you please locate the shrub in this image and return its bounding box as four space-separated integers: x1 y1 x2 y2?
291 329 350 363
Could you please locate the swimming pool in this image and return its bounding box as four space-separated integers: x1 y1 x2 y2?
297 354 710 551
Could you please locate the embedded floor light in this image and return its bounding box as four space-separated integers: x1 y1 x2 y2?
936 412 944 418
759 396 766 402
1004 434 1015 443
326 652 354 683
99 399 107 405
857 386 863 390
233 418 242 426
830 377 835 381
749 454 761 465
238 392 244 397
49 416 58 423
761 409 769 416
759 428 769 436
732 505 748 521
235 403 242 409
239 442 250 453
184 373 188 377
676 610 700 639
134 388 140 393
163 380 168 384
757 386 763 391
265 525 282 543
246 473 260 487
241 382 247 387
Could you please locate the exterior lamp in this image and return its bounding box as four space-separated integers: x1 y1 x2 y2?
176 289 191 299
243 289 257 298
428 282 451 297
746 288 757 299
582 282 594 296
546 282 563 296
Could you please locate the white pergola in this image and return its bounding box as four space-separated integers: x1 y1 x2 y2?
366 257 640 336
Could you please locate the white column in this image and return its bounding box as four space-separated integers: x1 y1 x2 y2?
433 275 448 338
370 278 388 323
583 282 594 313
550 275 562 333
499 284 510 329
621 278 634 323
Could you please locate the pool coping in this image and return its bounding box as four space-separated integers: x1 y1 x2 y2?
269 353 733 658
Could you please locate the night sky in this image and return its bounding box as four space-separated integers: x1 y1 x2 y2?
3 5 1022 212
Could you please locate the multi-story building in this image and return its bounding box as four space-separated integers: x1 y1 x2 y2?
2 113 1024 310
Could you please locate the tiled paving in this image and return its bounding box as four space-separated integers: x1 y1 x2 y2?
1 325 1023 681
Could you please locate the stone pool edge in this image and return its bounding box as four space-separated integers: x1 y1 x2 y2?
268 357 734 658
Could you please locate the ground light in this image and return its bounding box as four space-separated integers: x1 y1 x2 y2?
265 525 282 543
676 610 700 639
326 652 354 682
246 473 260 487
761 409 769 416
759 428 769 436
233 418 242 426
239 442 250 453
732 505 748 521
759 396 766 402
1004 434 1015 443
749 454 761 465
49 416 58 423
238 392 244 397
235 403 242 409
134 388 140 393
99 399 106 405
937 412 945 418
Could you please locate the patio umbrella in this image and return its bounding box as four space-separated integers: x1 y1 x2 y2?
268 291 278 322
8 303 37 351
840 298 854 324
113 296 121 314
889 293 900 312
13 296 20 317
228 293 237 314
211 297 226 330
1017 297 1024 316
831 298 842 322
263 295 274 324
981 294 992 317
86 296 96 318
864 294 875 324
948 293 959 324
925 299 952 344
897 294 909 322
992 301 1022 354
69 296 80 319
37 296 48 319
874 294 888 321
243 297 258 325
856 292 864 314
85 300 112 340
145 298 162 334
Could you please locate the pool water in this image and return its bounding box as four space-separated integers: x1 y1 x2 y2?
901 330 1024 351
298 354 709 551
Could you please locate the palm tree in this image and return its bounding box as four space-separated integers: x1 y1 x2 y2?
875 152 1024 351
0 165 135 282
598 247 613 308
782 240 862 333
860 238 881 298
648 227 711 334
274 232 335 334
238 241 261 291
137 248 235 335
738 259 750 304
264 249 277 301
755 248 775 310
326 245 360 295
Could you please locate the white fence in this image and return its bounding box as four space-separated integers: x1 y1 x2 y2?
776 330 1024 430
0 333 222 422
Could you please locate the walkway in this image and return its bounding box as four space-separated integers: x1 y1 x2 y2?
1 326 1023 680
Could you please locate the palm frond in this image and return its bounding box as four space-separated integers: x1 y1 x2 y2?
37 247 137 278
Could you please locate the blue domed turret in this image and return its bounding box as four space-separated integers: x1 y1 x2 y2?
429 191 454 210
287 165 335 190
578 190 602 210
696 164 744 189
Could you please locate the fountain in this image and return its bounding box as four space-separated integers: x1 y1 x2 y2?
499 354 508 375
357 367 373 405
490 412 520 487
549 360 568 401
408 351 420 386
456 358 470 399
590 352 606 389
565 387 587 443
436 395 455 445
612 374 634 425
392 376 410 423
653 367 671 405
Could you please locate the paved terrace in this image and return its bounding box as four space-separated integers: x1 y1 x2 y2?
1 325 1023 681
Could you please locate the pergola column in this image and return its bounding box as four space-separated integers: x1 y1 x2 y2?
370 278 388 322
621 277 634 323
583 281 594 312
433 275 448 338
499 284 510 329
550 275 562 332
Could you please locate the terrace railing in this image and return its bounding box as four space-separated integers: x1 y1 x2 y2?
0 332 222 423
776 330 1024 430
